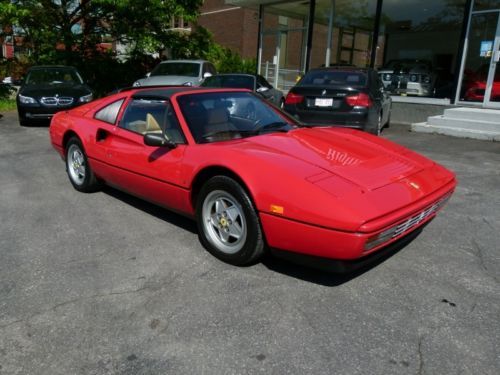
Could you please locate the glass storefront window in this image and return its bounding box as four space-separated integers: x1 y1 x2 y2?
260 2 310 91
311 0 377 69
377 0 466 99
473 0 500 11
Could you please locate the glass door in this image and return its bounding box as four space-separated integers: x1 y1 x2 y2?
459 11 500 107
484 25 500 106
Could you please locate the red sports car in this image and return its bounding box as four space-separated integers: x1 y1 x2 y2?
49 87 456 271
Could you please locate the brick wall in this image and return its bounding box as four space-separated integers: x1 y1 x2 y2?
198 0 259 59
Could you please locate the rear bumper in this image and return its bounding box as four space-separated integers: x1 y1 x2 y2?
285 106 373 129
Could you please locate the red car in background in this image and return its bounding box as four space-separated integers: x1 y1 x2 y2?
49 87 456 271
463 64 500 101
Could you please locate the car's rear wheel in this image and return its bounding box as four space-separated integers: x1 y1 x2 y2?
196 176 265 266
375 112 383 136
65 137 101 193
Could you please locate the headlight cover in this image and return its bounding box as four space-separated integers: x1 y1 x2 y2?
183 81 193 86
79 93 93 103
19 94 37 104
383 73 392 81
133 81 141 87
410 74 418 82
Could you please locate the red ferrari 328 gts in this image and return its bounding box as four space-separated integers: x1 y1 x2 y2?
50 87 456 271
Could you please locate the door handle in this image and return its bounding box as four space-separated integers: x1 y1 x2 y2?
96 128 109 142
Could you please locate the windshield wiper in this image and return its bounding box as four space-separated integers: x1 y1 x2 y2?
255 121 290 133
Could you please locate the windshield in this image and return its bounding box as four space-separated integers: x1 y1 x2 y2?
202 75 255 90
383 60 432 72
151 62 200 77
177 92 298 144
299 70 367 87
25 67 83 85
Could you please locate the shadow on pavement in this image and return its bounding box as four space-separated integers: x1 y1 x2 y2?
102 186 198 234
102 185 415 287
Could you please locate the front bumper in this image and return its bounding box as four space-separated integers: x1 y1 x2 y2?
18 102 81 120
260 183 454 268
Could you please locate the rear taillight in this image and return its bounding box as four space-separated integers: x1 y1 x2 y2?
345 93 372 107
285 92 304 105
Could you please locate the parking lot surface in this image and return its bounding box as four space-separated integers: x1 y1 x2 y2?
0 111 499 375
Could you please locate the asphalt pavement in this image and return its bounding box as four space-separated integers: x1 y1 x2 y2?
0 111 499 375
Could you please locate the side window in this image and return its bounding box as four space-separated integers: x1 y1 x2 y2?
208 64 216 75
94 99 125 124
119 98 185 143
257 75 272 89
203 63 216 76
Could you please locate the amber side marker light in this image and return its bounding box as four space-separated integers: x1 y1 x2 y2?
270 205 284 215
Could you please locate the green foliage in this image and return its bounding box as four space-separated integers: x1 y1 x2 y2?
0 98 16 112
0 1 256 97
0 0 202 64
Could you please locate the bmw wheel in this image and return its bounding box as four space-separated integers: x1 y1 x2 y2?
196 176 265 266
65 137 101 192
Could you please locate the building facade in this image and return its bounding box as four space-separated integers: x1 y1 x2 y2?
223 0 500 109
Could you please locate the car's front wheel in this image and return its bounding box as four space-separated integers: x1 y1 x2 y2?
196 176 265 266
65 137 101 193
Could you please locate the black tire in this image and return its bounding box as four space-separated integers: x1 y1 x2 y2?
369 112 383 136
65 137 101 193
385 113 391 129
18 113 29 126
196 176 265 266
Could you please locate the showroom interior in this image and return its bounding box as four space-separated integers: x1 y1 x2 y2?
228 0 500 110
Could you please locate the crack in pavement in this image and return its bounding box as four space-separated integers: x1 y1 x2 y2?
417 335 424 375
471 239 499 284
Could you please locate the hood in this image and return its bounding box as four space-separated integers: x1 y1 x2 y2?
234 127 434 192
19 83 91 98
138 75 200 87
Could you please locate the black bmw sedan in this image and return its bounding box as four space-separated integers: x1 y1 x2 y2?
283 67 392 135
16 66 93 126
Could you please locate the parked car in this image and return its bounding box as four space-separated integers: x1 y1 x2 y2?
201 73 285 107
16 65 93 126
462 64 500 102
133 60 216 87
2 76 22 86
283 66 392 135
378 59 437 97
49 86 456 271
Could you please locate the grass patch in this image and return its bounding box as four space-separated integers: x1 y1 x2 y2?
0 99 17 112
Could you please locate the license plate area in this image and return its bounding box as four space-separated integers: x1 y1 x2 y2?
308 97 340 109
315 98 333 107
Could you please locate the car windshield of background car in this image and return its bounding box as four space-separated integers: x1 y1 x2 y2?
202 76 254 90
300 71 367 87
177 92 296 144
383 60 432 72
151 63 200 77
25 68 83 85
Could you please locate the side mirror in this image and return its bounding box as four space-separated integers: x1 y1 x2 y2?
145 72 151 78
256 86 269 93
143 133 177 149
203 72 212 79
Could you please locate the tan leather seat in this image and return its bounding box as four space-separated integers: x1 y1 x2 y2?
146 113 162 133
203 107 238 141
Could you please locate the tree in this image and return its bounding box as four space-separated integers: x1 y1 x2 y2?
0 0 202 63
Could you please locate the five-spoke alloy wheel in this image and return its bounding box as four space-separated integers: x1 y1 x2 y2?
196 176 265 265
65 137 100 192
